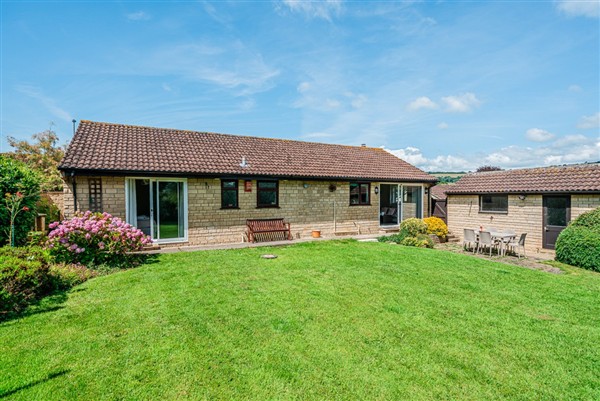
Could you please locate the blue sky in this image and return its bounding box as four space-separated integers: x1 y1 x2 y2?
1 0 599 171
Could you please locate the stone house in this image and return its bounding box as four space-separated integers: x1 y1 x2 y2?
58 120 437 246
445 163 600 254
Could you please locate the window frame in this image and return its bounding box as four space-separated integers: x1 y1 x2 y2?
349 182 371 206
479 194 508 213
256 180 279 208
220 179 239 209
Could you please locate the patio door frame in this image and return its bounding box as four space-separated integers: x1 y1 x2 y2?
125 177 188 244
378 183 425 227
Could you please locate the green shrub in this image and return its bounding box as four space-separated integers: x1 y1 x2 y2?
378 232 408 244
0 155 41 246
0 246 98 318
423 216 448 239
378 220 434 249
400 233 435 248
555 226 600 272
50 264 98 289
400 218 428 237
569 207 600 234
0 246 53 315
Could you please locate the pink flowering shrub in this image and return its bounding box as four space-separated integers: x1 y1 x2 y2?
46 211 152 267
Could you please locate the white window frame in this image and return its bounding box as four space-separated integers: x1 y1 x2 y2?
378 183 425 227
125 177 188 244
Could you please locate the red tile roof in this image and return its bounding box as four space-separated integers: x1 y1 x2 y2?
59 121 436 182
446 163 600 194
430 184 452 200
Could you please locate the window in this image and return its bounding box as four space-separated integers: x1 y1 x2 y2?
221 180 239 209
257 180 278 208
88 177 103 212
480 194 508 213
350 182 370 205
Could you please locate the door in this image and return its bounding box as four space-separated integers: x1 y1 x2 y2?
380 184 400 226
127 178 187 243
543 195 570 249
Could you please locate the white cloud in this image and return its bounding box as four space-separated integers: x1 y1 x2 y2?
437 122 448 129
526 128 555 142
16 84 73 122
407 96 438 111
126 11 151 21
556 0 600 18
577 112 600 129
297 82 311 93
385 135 599 171
140 42 280 96
280 0 343 21
441 92 481 113
568 84 582 92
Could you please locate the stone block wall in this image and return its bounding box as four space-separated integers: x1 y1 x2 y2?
63 176 126 218
447 194 600 254
64 175 432 246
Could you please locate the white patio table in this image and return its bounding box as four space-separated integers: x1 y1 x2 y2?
489 231 516 256
474 230 516 256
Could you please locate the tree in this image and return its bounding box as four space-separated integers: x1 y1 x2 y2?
6 128 66 192
476 165 502 172
0 156 40 246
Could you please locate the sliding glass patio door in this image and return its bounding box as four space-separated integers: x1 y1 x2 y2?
379 184 424 227
126 178 187 243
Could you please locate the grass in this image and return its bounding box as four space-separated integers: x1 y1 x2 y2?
1 240 599 400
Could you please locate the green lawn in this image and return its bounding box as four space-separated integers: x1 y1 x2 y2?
1 240 599 400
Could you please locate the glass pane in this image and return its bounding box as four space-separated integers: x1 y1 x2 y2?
258 181 277 189
481 195 508 212
360 184 369 204
402 186 422 220
223 180 236 188
222 190 237 208
134 179 151 236
258 190 276 206
158 181 183 239
547 197 568 226
350 183 359 204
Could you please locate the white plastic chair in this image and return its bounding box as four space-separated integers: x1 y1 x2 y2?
508 233 527 258
477 231 495 256
463 229 478 253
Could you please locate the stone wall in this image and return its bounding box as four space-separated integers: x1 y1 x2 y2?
41 191 65 218
64 176 432 246
447 194 600 254
63 176 126 218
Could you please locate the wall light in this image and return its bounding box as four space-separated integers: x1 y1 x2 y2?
374 186 379 195
518 194 527 201
303 183 310 189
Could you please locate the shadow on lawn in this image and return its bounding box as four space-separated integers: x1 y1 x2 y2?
0 291 70 325
0 369 70 399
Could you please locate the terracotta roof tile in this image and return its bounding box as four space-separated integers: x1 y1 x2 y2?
430 184 453 200
446 163 600 194
59 120 436 182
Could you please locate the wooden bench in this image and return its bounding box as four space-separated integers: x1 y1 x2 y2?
246 218 292 243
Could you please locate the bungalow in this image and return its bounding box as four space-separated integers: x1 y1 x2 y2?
445 163 600 254
58 120 437 246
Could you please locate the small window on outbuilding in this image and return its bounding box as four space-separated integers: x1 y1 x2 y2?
88 177 103 212
350 182 370 205
221 180 239 209
479 194 508 213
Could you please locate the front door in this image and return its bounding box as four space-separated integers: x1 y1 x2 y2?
543 195 570 249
